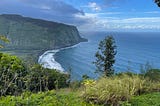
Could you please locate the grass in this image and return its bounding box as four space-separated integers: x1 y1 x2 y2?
81 73 160 105
122 92 160 106
0 89 159 106
0 89 99 106
0 72 160 106
0 86 159 106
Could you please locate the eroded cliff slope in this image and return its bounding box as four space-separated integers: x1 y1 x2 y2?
0 14 86 60
0 14 86 50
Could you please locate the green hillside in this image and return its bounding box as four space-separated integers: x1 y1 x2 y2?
0 14 86 60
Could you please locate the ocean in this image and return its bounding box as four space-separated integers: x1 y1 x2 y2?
39 32 160 80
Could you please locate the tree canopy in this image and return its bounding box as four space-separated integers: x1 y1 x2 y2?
0 53 26 96
93 36 117 77
0 53 69 96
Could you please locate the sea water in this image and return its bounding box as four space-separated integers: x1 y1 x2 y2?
39 32 160 80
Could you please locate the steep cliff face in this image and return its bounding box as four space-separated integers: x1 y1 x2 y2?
0 14 86 51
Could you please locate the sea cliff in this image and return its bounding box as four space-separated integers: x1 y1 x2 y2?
0 14 87 60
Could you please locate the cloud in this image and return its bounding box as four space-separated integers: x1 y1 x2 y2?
76 12 160 31
0 0 159 31
19 0 84 16
0 0 85 26
88 2 101 11
144 11 160 14
40 5 52 10
102 0 127 7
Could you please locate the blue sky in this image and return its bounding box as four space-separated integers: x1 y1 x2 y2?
0 0 160 31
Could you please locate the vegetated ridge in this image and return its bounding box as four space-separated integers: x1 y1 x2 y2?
0 14 87 60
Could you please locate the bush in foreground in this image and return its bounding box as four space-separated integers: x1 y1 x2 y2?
82 74 160 105
25 64 69 92
0 53 26 96
0 53 70 96
144 69 160 82
0 90 98 106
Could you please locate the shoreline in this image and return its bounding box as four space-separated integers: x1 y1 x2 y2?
38 42 83 72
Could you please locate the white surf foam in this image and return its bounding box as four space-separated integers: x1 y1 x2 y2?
38 43 82 72
38 50 65 72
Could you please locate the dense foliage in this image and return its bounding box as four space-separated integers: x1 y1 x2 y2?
0 90 160 106
144 69 160 82
25 64 69 92
0 90 98 106
0 53 159 106
93 36 117 77
0 53 26 96
0 53 69 96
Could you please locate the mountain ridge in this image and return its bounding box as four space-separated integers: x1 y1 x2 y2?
0 14 87 60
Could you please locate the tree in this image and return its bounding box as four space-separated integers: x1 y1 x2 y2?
155 0 160 7
93 36 117 77
24 64 69 92
0 53 26 96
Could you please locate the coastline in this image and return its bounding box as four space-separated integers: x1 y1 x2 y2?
38 42 83 72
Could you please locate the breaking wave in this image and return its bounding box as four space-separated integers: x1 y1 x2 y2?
38 43 81 72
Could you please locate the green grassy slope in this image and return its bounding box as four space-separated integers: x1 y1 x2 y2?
122 92 160 106
0 89 159 106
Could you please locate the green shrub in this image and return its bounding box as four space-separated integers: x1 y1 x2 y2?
69 80 81 91
0 53 70 96
144 69 160 82
0 90 98 106
24 64 69 92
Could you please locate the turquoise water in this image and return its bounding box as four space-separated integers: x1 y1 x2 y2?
55 32 160 80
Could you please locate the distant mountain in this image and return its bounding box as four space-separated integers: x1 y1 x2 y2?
0 14 87 60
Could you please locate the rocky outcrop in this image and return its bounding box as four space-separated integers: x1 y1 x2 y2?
0 14 86 51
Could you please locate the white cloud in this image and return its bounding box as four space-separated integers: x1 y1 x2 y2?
0 0 86 26
1 0 160 31
75 12 160 31
116 17 160 23
88 2 101 12
144 11 160 14
103 12 122 15
40 5 52 10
